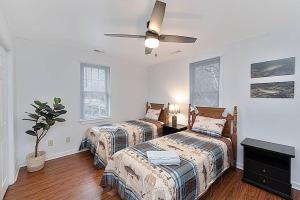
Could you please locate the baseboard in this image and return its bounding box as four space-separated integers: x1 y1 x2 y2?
235 162 300 190
18 148 87 168
236 162 243 170
292 181 300 190
14 166 20 183
0 185 8 200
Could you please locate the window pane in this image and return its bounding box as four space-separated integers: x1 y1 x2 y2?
81 63 110 120
190 57 220 107
82 92 108 119
83 67 106 92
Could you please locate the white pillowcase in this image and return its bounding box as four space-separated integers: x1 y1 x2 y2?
192 116 226 137
145 108 161 121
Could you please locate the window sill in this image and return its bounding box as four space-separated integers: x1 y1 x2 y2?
79 117 112 125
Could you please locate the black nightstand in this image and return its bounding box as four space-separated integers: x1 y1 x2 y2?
241 138 295 200
162 123 187 136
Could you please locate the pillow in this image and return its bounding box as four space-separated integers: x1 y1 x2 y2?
145 108 161 121
192 115 226 137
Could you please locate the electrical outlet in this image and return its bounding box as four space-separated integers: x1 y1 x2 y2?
66 137 71 143
48 140 53 146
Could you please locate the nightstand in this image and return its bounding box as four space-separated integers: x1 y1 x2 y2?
162 123 187 136
241 138 295 200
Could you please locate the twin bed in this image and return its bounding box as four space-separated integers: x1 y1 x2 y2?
79 102 168 168
100 105 237 200
79 103 238 199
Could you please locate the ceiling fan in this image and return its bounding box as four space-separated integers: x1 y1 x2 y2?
104 0 197 55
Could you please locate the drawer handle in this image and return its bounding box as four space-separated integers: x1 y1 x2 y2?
262 179 266 184
262 169 266 173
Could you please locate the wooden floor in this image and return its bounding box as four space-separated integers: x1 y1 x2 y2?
4 151 300 200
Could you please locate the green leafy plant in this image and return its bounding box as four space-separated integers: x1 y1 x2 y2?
23 97 67 157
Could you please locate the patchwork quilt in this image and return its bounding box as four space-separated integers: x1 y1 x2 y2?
79 119 162 168
100 131 233 200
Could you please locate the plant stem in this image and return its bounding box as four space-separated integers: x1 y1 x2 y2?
35 136 39 157
34 119 39 158
38 130 48 143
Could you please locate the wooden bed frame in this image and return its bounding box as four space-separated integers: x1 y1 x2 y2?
188 104 238 167
145 102 169 124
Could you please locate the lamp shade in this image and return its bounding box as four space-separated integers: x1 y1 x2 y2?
169 104 180 115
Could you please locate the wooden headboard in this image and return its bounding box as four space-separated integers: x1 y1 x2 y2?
145 102 169 124
188 104 238 167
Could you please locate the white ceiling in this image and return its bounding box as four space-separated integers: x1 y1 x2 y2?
1 0 300 66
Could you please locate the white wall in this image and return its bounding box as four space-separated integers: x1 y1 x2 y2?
15 38 148 165
147 30 300 189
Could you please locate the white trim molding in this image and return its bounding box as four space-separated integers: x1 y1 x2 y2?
14 167 20 183
79 117 112 125
18 149 88 168
292 181 300 191
0 185 8 200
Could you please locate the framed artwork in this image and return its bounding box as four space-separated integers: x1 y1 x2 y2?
251 81 294 98
251 57 295 78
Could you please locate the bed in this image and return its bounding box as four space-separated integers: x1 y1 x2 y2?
79 102 168 168
100 105 237 200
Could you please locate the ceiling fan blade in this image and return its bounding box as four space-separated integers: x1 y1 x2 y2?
159 35 197 43
145 47 153 55
104 34 145 39
148 1 166 33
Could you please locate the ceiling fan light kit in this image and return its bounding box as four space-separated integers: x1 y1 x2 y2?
145 32 160 48
104 0 197 55
145 37 159 49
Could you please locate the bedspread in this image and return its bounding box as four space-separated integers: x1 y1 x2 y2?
101 131 233 200
79 119 161 168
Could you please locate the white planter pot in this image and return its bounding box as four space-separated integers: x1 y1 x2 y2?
26 151 46 172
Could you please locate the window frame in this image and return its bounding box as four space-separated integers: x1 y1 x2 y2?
80 62 111 122
189 56 222 107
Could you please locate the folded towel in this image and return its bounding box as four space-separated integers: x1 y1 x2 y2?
149 158 181 166
147 151 179 159
147 151 180 166
150 160 181 166
148 157 181 162
149 158 181 165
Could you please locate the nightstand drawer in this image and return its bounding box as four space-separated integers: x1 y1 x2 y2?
244 158 290 183
244 171 291 196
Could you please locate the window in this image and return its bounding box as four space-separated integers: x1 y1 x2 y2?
190 57 221 107
80 63 110 120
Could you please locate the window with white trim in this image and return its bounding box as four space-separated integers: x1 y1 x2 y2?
190 57 221 107
80 63 110 120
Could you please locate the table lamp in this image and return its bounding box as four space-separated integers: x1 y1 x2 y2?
169 104 180 127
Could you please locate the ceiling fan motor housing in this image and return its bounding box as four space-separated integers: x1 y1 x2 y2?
146 31 158 38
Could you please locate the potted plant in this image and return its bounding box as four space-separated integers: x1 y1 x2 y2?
23 97 67 172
